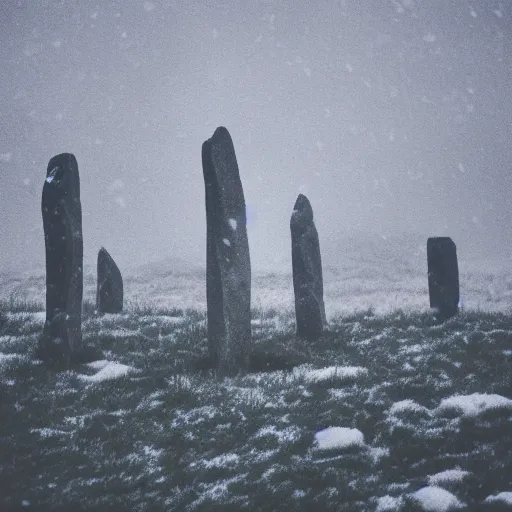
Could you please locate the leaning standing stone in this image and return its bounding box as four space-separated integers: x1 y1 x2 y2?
39 153 84 363
202 127 251 376
427 237 459 320
290 194 326 340
96 247 123 313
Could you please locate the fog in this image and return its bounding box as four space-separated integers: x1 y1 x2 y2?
1 0 510 273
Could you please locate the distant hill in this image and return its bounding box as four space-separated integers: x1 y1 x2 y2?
321 232 426 273
126 254 204 281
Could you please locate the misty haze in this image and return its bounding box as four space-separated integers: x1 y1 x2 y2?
1 1 512 511
1 0 511 273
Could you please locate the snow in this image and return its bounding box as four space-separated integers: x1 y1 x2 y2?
427 469 470 485
228 218 237 230
188 475 247 508
31 312 46 323
80 361 132 382
138 315 185 325
314 427 365 451
410 487 464 511
389 399 429 415
368 446 389 463
30 428 72 438
190 453 240 469
376 495 403 511
303 365 368 382
484 492 512 505
255 425 301 443
437 393 512 417
0 353 21 363
143 445 163 458
86 360 109 370
98 328 138 338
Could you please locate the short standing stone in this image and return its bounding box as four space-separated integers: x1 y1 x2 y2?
427 237 459 320
202 127 251 375
290 194 326 340
96 247 123 313
39 153 84 363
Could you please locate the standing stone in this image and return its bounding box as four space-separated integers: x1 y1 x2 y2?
38 153 84 363
291 194 326 340
202 127 251 375
427 237 459 320
96 247 123 313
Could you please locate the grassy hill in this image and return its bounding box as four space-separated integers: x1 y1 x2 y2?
1 295 512 511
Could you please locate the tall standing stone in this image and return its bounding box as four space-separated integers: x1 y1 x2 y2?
291 194 326 340
96 247 123 313
427 237 459 320
202 127 251 375
39 153 84 363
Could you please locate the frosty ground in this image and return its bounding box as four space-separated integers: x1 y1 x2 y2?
1 240 512 511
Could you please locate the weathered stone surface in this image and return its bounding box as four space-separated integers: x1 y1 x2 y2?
202 127 251 375
427 237 459 320
38 153 84 363
291 194 326 340
96 247 123 313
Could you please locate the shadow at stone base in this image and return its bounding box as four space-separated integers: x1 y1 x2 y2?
34 343 104 370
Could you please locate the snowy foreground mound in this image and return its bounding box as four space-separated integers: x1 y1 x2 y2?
1 303 512 510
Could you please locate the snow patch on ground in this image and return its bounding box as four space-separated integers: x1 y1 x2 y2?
389 399 430 415
376 494 404 511
437 393 512 417
30 312 46 323
428 468 470 485
303 365 368 382
86 359 110 370
410 486 464 511
387 393 512 420
80 361 132 382
314 427 365 450
0 352 22 363
484 492 512 505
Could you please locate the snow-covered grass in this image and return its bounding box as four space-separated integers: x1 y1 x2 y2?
1 282 512 510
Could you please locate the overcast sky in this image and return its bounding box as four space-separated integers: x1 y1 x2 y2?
1 0 510 273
